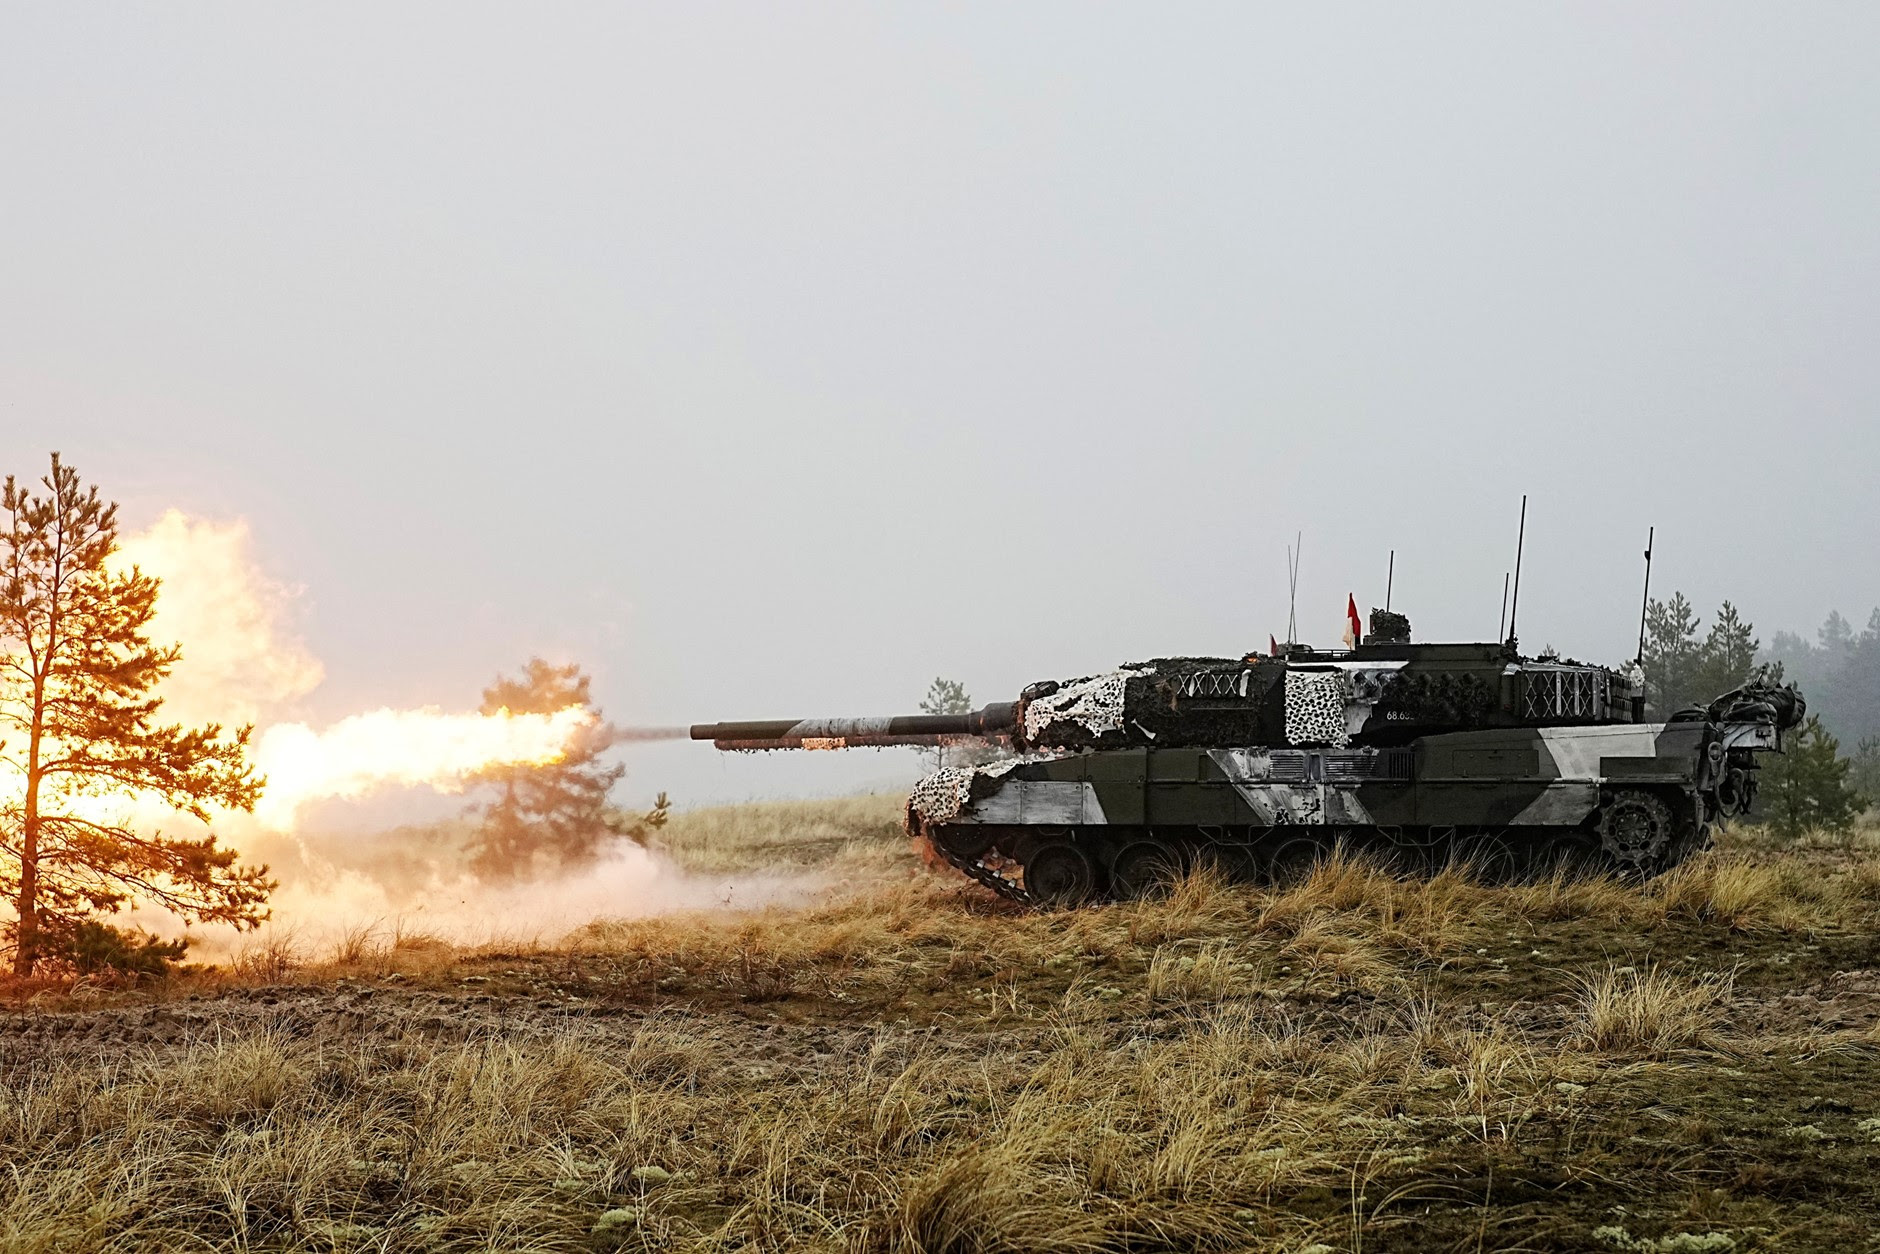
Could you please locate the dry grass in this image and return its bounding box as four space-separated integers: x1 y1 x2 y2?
0 995 1593 1252
1724 814 1880 856
1650 858 1793 930
1146 939 1264 1005
5 803 1880 1250
1572 963 1736 1057
654 793 909 875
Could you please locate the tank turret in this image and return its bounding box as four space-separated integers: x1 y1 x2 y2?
695 641 1644 756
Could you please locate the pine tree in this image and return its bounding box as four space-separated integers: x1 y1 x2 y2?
1836 610 1880 748
918 678 972 719
1693 600 1759 701
1820 610 1856 657
1849 736 1880 810
918 676 1001 770
1763 627 1825 704
1756 716 1865 841
465 658 666 881
1641 593 1703 716
1761 608 1880 751
0 454 272 974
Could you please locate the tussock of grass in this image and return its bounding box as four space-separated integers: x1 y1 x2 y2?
1574 963 1735 1057
1652 858 1790 930
1842 857 1880 903
1506 864 1642 923
1146 939 1263 1005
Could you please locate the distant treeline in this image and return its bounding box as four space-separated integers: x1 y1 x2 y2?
1643 593 1879 802
1764 610 1880 751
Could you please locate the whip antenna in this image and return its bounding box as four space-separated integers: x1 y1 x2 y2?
1635 525 1655 665
1506 495 1527 649
1285 531 1302 647
1385 549 1394 612
1498 572 1510 641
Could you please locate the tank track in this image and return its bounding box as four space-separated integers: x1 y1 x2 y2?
911 818 1034 905
915 809 1712 907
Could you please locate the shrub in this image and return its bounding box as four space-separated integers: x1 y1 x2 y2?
1756 716 1865 840
41 919 188 978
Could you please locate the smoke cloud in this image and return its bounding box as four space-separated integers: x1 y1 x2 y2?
114 511 325 727
107 510 811 951
194 826 826 957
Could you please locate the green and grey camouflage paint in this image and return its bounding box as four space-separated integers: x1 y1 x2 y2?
692 634 1803 905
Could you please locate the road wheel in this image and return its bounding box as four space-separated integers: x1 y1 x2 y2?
1110 842 1185 900
1263 833 1329 886
1528 829 1607 880
1661 815 1711 872
1024 841 1098 906
1453 830 1521 883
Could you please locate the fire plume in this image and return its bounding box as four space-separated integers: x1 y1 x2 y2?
250 705 599 830
89 511 613 832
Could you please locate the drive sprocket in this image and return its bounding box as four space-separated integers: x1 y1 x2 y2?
1596 790 1675 872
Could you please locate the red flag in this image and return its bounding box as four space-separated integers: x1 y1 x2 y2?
1342 595 1362 648
1269 634 1280 657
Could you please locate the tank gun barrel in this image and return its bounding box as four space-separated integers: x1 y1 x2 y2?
691 703 1018 751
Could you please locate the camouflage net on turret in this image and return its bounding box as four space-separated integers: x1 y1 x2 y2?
1368 608 1411 644
1373 671 1495 726
999 646 1622 756
1019 658 1287 752
1283 671 1352 747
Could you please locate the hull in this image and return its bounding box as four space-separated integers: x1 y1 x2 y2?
911 721 1751 904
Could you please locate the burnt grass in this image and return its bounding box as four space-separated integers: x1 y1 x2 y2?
3 815 1880 1252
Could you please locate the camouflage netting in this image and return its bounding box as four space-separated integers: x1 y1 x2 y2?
1703 681 1806 730
1020 667 1142 744
1018 658 1287 752
908 768 976 823
1371 671 1496 727
908 758 1031 824
1368 608 1411 644
1006 648 1633 755
1283 671 1352 747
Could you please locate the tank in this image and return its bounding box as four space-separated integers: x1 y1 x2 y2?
691 610 1805 905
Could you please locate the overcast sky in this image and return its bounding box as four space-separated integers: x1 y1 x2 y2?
3 4 1876 806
